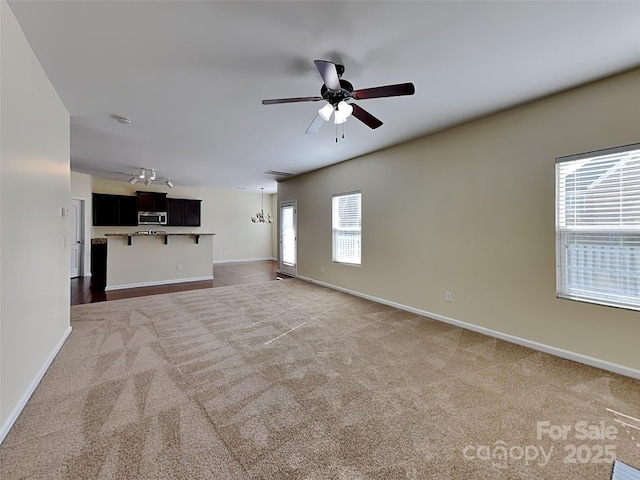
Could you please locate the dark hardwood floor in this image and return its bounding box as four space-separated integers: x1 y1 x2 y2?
71 260 287 305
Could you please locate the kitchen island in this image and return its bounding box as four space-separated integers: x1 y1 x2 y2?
100 232 215 291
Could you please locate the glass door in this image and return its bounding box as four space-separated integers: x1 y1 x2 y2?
279 200 297 276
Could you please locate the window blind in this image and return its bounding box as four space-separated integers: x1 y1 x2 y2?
332 192 361 265
556 143 640 310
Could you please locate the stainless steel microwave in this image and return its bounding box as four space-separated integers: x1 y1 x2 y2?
138 211 167 225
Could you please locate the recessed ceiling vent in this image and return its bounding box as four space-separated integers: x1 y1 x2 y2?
265 170 294 177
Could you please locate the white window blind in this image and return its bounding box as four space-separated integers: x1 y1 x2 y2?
556 143 640 311
332 192 361 265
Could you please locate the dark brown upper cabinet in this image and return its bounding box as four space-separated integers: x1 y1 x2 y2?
93 194 137 226
167 198 201 226
137 191 167 212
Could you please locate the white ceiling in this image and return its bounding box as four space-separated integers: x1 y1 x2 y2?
8 1 640 194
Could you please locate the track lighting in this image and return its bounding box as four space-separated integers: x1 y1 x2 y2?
124 168 173 187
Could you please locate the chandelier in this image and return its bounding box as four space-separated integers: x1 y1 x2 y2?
251 188 272 223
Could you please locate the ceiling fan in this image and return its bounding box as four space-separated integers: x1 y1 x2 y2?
262 60 415 134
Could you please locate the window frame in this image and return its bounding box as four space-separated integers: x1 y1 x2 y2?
555 142 640 311
332 191 362 266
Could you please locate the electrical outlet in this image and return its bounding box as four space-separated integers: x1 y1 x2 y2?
445 291 453 302
177 264 183 271
320 266 325 273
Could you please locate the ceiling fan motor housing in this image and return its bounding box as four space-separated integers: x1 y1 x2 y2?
321 78 354 107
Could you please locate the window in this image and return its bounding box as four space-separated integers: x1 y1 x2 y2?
556 143 640 311
332 192 361 265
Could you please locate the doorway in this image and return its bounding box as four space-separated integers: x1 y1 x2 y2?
279 200 297 276
70 198 84 278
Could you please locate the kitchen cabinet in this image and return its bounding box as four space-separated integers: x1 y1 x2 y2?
90 239 107 287
184 199 202 226
120 196 138 225
93 194 137 226
137 191 167 212
167 198 184 226
167 198 201 226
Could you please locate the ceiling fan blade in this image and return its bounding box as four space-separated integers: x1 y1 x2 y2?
305 114 326 134
352 82 415 100
262 96 322 105
351 104 383 129
314 60 341 90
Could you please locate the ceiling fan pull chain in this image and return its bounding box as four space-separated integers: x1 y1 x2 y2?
342 123 345 140
335 123 338 143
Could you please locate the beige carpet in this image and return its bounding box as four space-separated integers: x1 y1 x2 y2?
1 279 639 479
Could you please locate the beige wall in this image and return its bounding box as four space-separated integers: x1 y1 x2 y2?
1 0 71 434
91 179 274 263
70 172 93 276
279 68 640 373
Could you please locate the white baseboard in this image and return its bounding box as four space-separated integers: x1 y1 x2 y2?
105 276 214 292
213 257 276 264
0 325 72 445
296 275 640 380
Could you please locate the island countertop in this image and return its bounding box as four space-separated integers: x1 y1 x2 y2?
104 232 215 245
104 232 215 236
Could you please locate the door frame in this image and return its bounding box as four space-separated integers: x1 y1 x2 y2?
70 197 85 278
278 199 297 277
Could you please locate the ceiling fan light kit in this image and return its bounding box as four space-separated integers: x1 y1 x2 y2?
318 103 334 121
338 101 353 116
262 59 415 140
334 101 353 125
